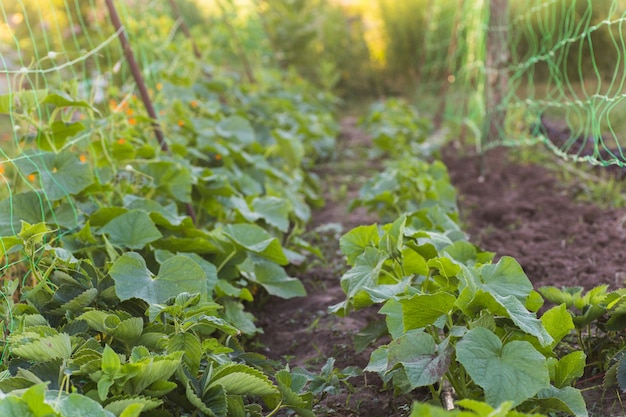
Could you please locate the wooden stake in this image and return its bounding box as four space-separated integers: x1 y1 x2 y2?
105 0 198 224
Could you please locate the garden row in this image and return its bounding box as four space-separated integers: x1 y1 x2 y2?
335 99 626 416
0 46 340 416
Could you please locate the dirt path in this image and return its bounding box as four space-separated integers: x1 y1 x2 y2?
254 117 411 416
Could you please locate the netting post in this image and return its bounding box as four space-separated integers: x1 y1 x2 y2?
216 0 256 84
104 0 197 224
483 0 509 144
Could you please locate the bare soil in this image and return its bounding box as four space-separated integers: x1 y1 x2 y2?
255 118 626 416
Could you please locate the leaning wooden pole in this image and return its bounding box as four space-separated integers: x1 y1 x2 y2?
105 0 197 224
105 0 169 153
167 0 202 59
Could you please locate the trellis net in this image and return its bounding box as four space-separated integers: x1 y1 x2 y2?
0 0 256 344
421 0 626 166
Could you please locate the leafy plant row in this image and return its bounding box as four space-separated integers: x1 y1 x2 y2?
0 43 340 415
334 99 626 417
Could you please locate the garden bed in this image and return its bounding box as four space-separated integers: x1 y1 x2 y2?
256 117 626 416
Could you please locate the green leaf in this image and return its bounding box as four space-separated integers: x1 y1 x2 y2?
110 252 206 304
105 396 162 416
19 383 56 415
51 288 98 315
14 151 94 200
553 351 586 388
381 214 406 258
118 403 145 417
409 401 475 417
100 210 162 250
124 196 187 226
42 92 94 109
0 192 49 236
0 396 35 416
209 363 278 396
168 333 202 376
15 89 49 111
102 345 121 374
222 300 258 335
340 224 380 265
340 247 387 302
251 197 290 232
271 370 315 417
126 353 182 395
186 382 226 417
480 257 533 302
379 298 405 339
18 221 50 245
541 304 575 349
46 121 85 149
241 256 306 299
456 327 550 407
222 224 288 265
535 386 588 417
217 116 255 145
401 292 456 331
387 331 451 390
11 333 72 361
47 391 116 417
141 161 193 203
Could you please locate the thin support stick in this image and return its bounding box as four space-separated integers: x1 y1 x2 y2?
105 0 198 224
216 0 256 84
167 0 202 59
105 0 169 153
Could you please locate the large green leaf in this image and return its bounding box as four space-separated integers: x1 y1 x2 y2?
339 224 380 265
0 192 50 236
0 395 36 416
456 327 550 407
479 257 533 302
100 210 162 250
251 197 290 232
217 116 255 145
541 304 575 350
387 331 451 390
45 121 85 149
240 256 305 299
459 264 553 346
14 151 94 200
401 292 456 331
109 252 207 304
11 333 72 361
551 351 586 388
222 224 288 265
340 247 387 302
